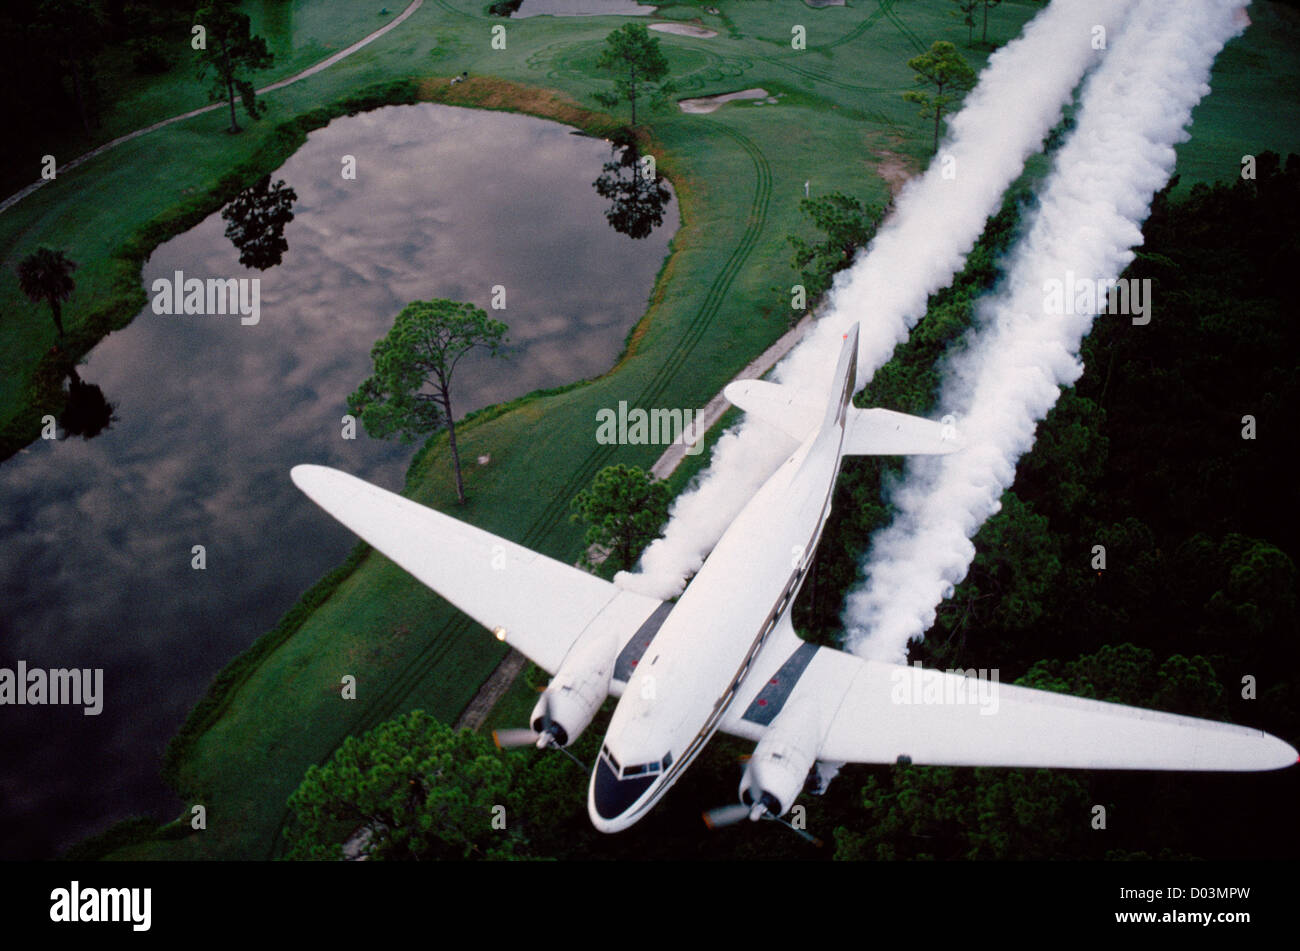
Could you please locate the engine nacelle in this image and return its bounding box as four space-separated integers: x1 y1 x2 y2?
531 631 616 747
738 698 820 819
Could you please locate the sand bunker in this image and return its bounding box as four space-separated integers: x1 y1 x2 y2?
678 88 770 114
650 22 718 38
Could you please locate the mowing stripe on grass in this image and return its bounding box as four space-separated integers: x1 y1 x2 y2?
880 0 928 56
808 0 891 52
433 0 477 18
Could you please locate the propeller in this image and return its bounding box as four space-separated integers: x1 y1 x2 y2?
492 728 547 749
702 803 754 828
492 692 557 750
702 794 823 847
491 693 589 771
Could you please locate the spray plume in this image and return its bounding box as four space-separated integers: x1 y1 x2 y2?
844 0 1251 661
619 0 1135 599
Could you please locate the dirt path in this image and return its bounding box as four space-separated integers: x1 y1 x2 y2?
0 0 424 216
454 648 529 731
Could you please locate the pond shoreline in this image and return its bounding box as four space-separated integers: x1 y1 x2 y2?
1 75 672 465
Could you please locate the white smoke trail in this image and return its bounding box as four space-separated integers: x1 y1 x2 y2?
844 0 1250 661
618 0 1135 599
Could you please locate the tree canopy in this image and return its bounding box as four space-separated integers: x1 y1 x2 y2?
834 643 1236 861
594 23 674 127
348 299 508 504
788 192 884 303
285 711 520 860
903 41 976 152
33 0 105 134
571 464 670 574
17 246 77 339
803 158 1300 860
194 1 273 133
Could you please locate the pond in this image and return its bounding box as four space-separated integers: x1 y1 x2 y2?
0 103 675 859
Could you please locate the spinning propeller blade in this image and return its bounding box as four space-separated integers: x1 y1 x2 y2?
493 728 542 749
702 803 752 829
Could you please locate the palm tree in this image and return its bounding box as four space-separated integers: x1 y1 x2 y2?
17 247 78 339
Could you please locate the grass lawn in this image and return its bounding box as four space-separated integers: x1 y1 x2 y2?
2 0 1295 859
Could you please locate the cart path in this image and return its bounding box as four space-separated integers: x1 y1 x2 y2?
454 649 529 731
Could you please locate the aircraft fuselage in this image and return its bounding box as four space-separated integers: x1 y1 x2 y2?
588 342 857 831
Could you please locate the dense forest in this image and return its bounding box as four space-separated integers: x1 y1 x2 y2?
809 152 1300 860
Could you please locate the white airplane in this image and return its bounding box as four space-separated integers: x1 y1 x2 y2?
291 323 1296 838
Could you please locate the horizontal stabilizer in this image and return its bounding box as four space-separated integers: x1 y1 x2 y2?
844 407 962 456
724 380 821 443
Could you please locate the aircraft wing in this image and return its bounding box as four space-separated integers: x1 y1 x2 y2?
721 642 1296 771
291 465 664 676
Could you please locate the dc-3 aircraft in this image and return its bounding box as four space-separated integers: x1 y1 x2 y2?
292 323 1296 839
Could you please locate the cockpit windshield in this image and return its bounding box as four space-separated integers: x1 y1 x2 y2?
601 745 673 780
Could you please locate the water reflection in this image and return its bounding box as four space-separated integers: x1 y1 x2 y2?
60 368 117 440
0 103 674 859
593 130 672 240
221 175 298 270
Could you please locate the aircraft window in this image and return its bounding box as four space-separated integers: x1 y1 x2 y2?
602 746 620 772
661 752 673 770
